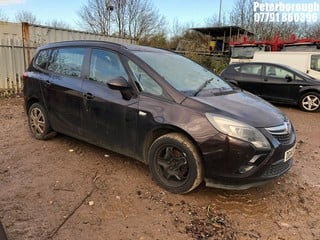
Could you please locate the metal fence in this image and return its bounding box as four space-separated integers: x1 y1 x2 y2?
0 21 135 96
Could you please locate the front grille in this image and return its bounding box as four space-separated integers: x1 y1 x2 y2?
261 160 291 178
272 133 292 145
266 121 293 145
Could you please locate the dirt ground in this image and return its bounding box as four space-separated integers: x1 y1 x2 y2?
0 96 319 240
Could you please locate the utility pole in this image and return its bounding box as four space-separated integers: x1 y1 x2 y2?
106 0 114 36
218 0 222 26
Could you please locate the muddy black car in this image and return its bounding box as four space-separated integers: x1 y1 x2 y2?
220 62 320 112
23 41 296 193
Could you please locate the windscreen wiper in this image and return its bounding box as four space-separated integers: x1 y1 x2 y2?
193 78 214 96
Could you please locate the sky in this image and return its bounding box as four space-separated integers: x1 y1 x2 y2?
0 0 234 29
0 0 319 30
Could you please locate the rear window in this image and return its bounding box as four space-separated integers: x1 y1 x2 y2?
47 47 86 78
239 64 262 75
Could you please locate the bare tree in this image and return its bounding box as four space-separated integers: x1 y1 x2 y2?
112 0 127 37
124 0 166 39
230 0 254 30
78 0 165 39
15 10 39 24
78 0 110 34
205 11 228 27
300 22 320 39
46 20 71 29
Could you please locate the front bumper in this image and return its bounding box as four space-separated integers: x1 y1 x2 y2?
199 126 296 190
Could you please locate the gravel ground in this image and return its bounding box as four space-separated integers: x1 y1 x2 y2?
0 96 319 240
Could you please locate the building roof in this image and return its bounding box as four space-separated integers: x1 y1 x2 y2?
191 26 254 37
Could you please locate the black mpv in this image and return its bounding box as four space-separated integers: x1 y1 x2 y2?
23 41 296 193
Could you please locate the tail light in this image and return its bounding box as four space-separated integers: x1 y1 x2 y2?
22 72 28 81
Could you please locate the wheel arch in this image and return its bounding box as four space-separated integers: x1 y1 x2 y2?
142 125 202 165
25 97 40 113
299 88 320 99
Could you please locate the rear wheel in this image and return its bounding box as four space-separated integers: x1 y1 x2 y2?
148 133 203 194
28 103 55 140
299 92 320 112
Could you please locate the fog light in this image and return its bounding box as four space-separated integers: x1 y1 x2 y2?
249 154 264 164
239 165 254 174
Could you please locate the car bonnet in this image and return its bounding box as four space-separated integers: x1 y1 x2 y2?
191 90 286 128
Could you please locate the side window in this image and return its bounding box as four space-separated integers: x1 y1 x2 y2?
48 48 85 77
265 65 294 80
128 60 163 96
34 49 51 70
240 64 262 75
310 55 320 72
89 49 128 84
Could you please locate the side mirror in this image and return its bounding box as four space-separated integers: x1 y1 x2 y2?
107 76 130 90
285 75 293 82
107 77 132 100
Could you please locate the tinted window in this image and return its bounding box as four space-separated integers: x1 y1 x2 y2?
265 65 293 79
89 49 128 83
128 60 163 96
48 48 86 77
239 64 262 75
34 49 51 70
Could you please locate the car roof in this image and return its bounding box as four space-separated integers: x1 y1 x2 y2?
229 62 303 73
227 62 320 81
37 40 170 54
230 62 289 68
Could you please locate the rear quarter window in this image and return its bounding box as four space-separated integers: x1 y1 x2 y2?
34 49 51 70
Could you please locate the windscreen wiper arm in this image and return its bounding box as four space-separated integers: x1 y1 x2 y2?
193 78 214 96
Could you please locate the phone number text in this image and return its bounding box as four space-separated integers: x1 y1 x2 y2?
254 12 318 22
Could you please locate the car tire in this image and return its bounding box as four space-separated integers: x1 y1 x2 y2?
28 103 55 140
299 92 320 112
148 133 203 194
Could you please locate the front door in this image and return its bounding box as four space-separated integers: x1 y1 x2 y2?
260 64 295 103
81 48 139 157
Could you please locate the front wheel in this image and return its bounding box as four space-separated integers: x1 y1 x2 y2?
28 103 55 140
148 133 203 194
299 92 320 112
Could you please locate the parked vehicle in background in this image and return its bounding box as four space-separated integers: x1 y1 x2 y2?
23 41 296 193
252 52 320 79
220 62 320 112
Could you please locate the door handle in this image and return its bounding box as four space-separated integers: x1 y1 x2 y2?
263 78 268 82
44 80 51 87
83 93 94 100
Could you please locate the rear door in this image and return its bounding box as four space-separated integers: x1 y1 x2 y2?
40 47 87 136
80 48 139 157
237 63 263 96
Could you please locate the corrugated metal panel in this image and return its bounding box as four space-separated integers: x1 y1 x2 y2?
0 21 136 95
0 22 25 94
26 24 134 48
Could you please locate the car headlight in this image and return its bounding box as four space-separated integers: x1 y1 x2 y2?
205 113 271 150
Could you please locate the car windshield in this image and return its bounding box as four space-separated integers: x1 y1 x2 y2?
132 51 232 95
231 46 264 59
